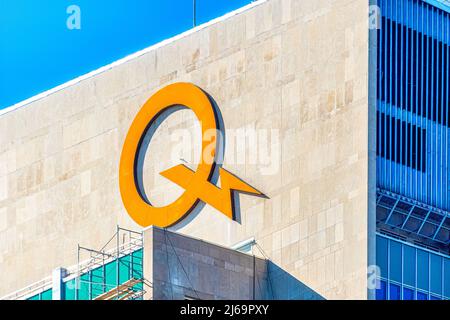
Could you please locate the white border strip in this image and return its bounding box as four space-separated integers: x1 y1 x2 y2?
0 0 268 117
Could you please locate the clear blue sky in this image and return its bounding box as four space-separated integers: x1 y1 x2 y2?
0 0 252 110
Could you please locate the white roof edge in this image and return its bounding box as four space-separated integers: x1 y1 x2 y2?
424 0 450 13
0 0 268 117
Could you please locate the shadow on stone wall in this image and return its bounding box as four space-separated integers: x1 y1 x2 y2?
151 227 325 300
260 262 325 300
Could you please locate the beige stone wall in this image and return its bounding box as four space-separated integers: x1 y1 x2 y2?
0 0 370 299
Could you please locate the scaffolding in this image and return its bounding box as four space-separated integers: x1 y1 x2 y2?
75 225 149 300
1 225 151 300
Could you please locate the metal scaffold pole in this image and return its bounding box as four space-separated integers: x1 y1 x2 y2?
76 244 80 300
72 225 148 300
116 225 120 300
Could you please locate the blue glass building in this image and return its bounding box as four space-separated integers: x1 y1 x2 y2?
376 0 450 299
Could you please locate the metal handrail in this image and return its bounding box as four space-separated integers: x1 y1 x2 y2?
0 275 52 300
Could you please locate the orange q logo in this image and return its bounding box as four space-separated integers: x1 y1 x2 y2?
119 82 265 228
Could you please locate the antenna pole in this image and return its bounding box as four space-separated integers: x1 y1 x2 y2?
193 0 196 27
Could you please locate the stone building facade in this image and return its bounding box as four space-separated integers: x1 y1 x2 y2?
0 0 373 299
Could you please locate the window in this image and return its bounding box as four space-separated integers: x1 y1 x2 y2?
377 111 426 172
62 248 143 300
389 241 402 283
376 0 450 212
389 284 401 300
377 16 449 127
376 280 387 300
417 292 428 300
231 238 256 254
444 259 450 298
417 250 429 291
26 288 52 300
403 246 415 287
376 234 450 300
377 236 389 279
430 255 443 295
403 288 414 300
